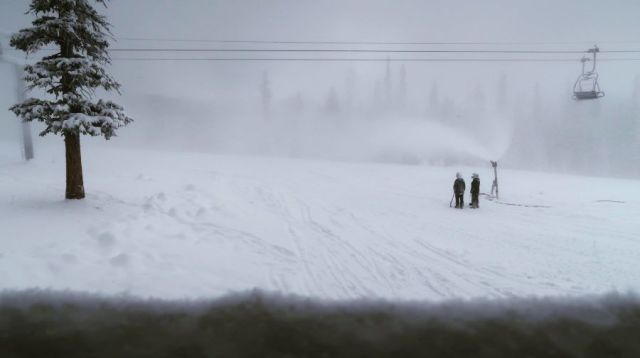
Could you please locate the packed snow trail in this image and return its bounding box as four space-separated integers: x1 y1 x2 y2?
1 143 639 300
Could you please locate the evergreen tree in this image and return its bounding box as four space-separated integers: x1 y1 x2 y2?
530 83 547 168
384 58 392 105
287 91 304 114
324 87 340 115
398 64 407 109
440 97 455 122
373 80 382 110
428 82 439 117
345 67 357 111
471 85 486 114
496 73 508 112
260 70 272 117
10 0 132 199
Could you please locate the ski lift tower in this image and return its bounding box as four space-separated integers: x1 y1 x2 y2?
0 34 34 160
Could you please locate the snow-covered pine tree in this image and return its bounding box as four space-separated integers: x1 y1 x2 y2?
260 70 271 117
10 0 132 199
398 64 406 109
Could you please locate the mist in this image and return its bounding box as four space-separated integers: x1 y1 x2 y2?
2 0 640 178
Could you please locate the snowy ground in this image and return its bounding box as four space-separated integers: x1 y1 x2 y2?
1 141 639 300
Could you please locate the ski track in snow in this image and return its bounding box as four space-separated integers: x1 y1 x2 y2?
1 144 639 300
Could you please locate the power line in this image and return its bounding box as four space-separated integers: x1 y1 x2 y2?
6 42 640 62
7 32 640 46
4 39 640 55
0 31 631 46
105 48 640 54
9 48 640 55
114 36 640 46
0 48 590 54
110 57 640 62
7 48 640 57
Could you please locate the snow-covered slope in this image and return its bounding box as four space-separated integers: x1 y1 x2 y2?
1 142 639 300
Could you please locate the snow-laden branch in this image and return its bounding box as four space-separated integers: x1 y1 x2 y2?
24 56 120 94
11 97 132 139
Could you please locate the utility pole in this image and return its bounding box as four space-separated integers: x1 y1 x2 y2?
1 38 34 160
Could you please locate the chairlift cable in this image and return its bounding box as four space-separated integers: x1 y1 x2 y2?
105 48 640 54
112 37 640 46
108 57 640 62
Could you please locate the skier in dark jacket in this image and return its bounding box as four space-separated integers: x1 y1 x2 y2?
470 173 480 208
453 172 465 209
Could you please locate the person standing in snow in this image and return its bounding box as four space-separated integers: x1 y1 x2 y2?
470 173 480 208
453 173 466 209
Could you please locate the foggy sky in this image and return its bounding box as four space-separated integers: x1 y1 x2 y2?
3 0 640 100
2 1 640 177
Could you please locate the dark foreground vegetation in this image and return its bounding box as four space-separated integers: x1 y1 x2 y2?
1 290 640 358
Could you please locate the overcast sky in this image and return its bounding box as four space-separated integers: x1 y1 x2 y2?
0 0 640 97
3 0 640 102
4 0 640 40
2 0 640 176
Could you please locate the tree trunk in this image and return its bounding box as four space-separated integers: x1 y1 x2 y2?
65 132 85 199
60 36 84 200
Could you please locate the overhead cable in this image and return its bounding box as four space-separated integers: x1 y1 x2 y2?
109 57 640 62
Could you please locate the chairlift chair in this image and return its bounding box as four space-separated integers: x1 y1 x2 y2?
573 46 604 100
